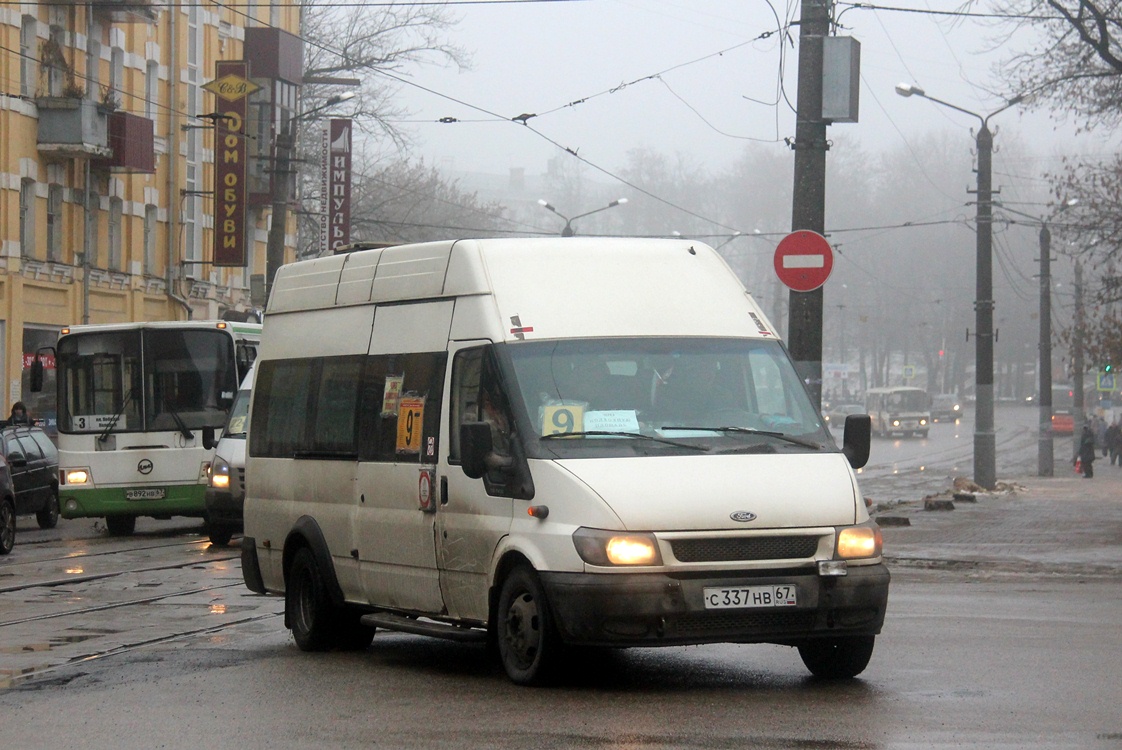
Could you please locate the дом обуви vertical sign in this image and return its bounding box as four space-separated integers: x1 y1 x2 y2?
203 61 260 266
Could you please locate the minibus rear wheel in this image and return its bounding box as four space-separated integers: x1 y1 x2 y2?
798 635 875 678
496 565 562 686
287 547 336 651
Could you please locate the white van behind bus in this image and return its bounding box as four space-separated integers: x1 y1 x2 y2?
241 238 887 685
205 364 254 546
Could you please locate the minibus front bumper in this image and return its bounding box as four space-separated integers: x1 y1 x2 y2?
539 563 889 647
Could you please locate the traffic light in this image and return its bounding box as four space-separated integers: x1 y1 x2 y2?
1105 363 1113 373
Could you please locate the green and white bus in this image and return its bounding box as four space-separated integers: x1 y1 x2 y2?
36 320 259 535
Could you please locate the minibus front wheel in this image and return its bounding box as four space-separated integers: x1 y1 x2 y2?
496 565 563 686
797 635 875 678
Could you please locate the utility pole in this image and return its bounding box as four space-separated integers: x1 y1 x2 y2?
1038 224 1053 476
973 123 997 490
1072 259 1085 461
788 0 831 407
264 124 294 305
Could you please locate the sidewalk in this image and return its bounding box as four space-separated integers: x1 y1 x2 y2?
875 463 1122 576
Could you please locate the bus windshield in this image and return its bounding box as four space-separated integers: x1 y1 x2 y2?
885 389 929 411
58 328 238 434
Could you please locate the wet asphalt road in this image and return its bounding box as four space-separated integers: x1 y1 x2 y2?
1 405 1120 749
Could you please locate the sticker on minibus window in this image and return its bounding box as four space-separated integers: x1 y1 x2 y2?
396 396 425 453
541 404 584 436
382 375 404 416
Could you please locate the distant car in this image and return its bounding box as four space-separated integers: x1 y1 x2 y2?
1 425 60 529
930 394 962 422
824 402 865 427
0 456 17 555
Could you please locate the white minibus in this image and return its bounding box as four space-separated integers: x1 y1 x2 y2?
241 238 888 685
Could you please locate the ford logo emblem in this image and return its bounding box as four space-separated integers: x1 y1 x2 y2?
730 511 757 523
138 459 154 475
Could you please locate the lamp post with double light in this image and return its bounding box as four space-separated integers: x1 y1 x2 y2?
265 91 355 304
537 198 628 237
895 83 1025 490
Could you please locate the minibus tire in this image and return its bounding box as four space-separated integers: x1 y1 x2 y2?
496 566 563 686
287 547 337 652
335 610 376 651
797 635 875 679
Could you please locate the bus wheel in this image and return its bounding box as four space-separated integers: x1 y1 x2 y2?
106 515 136 536
287 547 336 652
496 565 562 686
0 497 14 555
207 525 233 546
798 635 875 679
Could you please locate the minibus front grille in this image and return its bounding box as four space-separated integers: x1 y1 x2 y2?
670 535 819 563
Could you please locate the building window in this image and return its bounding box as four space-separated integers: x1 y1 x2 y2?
20 16 37 98
108 198 123 271
47 185 63 261
145 60 158 119
84 189 99 267
86 35 101 97
110 46 124 98
144 204 157 275
19 179 36 258
46 25 65 96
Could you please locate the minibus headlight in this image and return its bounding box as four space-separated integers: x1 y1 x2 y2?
572 528 662 566
209 456 231 489
65 469 90 485
836 524 882 560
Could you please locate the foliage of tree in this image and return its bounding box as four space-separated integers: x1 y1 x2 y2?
299 0 468 147
985 0 1122 377
341 158 513 249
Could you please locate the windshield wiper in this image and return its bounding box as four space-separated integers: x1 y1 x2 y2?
541 431 709 452
97 387 135 443
165 406 194 441
661 425 822 450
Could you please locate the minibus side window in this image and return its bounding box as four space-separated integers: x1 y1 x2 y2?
250 359 314 458
311 356 363 456
361 351 445 464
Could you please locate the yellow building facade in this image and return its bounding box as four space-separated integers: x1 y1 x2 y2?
0 0 302 424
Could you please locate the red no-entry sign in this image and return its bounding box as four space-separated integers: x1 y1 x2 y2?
774 230 834 292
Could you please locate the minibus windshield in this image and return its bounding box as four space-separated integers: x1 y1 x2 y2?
503 337 831 458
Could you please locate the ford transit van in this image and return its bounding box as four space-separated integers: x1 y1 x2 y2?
241 238 887 685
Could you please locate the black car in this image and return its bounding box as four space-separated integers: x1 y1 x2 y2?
1 425 60 529
0 457 17 554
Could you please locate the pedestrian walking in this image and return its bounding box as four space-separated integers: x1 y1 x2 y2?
1078 423 1096 478
1107 418 1122 467
2 401 30 427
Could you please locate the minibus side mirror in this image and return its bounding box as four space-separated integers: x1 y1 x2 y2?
842 414 871 470
460 422 493 479
202 426 217 451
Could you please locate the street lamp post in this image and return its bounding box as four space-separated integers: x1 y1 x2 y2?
895 83 1024 490
264 92 355 305
537 198 628 236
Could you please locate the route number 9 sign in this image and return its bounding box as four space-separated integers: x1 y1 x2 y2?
396 397 426 453
541 404 584 436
